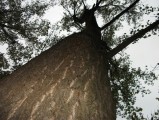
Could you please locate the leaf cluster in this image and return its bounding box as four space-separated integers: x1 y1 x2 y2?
0 0 53 71
0 0 50 43
109 53 158 119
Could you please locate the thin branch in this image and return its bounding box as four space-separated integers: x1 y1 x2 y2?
73 19 84 30
72 1 84 24
98 2 114 10
81 0 86 8
0 9 23 14
63 6 73 18
152 63 159 71
92 0 103 11
0 22 19 31
108 20 159 58
96 0 103 7
0 22 39 32
100 0 140 31
1 27 16 43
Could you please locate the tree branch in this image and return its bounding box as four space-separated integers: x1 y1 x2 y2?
81 0 86 8
100 0 140 31
96 0 103 6
0 22 19 30
1 26 16 43
98 2 114 10
72 2 84 24
108 20 159 58
92 0 103 11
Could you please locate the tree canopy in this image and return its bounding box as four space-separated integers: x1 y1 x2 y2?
0 0 52 72
0 0 159 119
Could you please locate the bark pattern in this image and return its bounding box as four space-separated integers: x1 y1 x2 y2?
0 32 115 120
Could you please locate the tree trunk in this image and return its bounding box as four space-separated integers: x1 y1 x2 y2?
0 31 116 120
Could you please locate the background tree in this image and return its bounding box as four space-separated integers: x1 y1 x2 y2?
0 0 53 73
0 0 159 119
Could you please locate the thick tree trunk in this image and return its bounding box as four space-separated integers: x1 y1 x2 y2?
0 31 116 120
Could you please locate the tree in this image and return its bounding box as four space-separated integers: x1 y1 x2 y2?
0 0 158 119
0 0 51 72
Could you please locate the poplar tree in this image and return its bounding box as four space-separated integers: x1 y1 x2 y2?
0 0 158 119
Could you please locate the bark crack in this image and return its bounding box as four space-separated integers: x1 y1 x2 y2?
30 83 57 120
68 101 79 120
66 89 75 103
7 96 27 120
54 59 65 71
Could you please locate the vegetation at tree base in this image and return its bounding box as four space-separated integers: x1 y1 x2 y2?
0 0 159 119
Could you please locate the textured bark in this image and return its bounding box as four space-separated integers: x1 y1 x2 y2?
0 31 116 120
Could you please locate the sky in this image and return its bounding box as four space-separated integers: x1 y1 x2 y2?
0 0 159 119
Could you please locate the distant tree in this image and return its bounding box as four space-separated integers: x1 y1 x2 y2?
0 0 159 119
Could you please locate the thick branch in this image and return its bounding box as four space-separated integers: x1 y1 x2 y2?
100 0 140 31
108 20 159 58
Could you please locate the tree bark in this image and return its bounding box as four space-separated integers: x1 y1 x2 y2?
0 31 116 120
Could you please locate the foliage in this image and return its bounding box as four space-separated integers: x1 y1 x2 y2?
0 0 50 43
58 0 143 32
0 0 53 71
150 109 159 120
109 53 158 119
0 53 10 79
